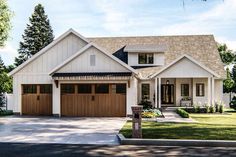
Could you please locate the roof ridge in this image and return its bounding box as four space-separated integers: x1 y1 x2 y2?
88 34 214 39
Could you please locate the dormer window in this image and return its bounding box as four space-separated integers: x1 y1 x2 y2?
138 53 154 64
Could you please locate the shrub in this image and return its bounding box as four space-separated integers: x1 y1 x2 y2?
215 102 220 112
139 99 152 109
209 105 215 113
0 109 13 116
176 108 189 118
205 105 210 113
196 106 201 113
219 104 224 113
230 96 236 110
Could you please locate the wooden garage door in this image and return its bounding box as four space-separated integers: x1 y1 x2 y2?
61 84 126 117
22 84 52 115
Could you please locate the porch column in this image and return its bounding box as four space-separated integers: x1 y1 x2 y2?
208 77 211 105
154 77 158 108
211 77 215 104
158 77 161 108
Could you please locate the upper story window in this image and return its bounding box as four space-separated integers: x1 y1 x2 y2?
138 53 154 64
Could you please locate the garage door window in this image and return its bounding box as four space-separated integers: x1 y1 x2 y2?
116 84 126 94
78 84 92 94
95 84 109 93
23 85 37 94
40 85 52 94
61 84 75 94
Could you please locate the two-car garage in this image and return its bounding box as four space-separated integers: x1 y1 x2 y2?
21 83 127 117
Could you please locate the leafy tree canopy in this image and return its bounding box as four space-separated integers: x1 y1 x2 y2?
0 0 13 47
218 43 235 66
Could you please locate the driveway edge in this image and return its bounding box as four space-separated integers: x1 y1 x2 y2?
117 134 236 147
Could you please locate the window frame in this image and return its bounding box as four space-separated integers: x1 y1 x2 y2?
77 84 92 94
181 84 189 97
22 84 37 94
141 83 150 100
138 53 154 64
61 84 75 94
40 84 52 94
95 84 109 94
196 83 205 97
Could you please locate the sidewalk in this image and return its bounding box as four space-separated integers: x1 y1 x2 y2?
157 108 197 123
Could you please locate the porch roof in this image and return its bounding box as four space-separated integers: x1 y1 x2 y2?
52 72 132 80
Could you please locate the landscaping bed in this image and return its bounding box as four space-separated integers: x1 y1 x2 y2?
119 111 236 140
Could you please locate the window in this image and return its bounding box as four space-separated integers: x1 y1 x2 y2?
196 83 204 97
40 85 52 94
61 84 75 94
181 84 189 96
138 53 154 64
116 84 126 94
95 84 109 93
90 55 96 66
141 84 150 99
78 84 92 94
23 85 37 94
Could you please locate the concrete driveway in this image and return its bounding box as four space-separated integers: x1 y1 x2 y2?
0 116 127 145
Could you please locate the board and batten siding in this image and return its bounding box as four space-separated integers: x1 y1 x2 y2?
57 47 130 73
13 33 88 113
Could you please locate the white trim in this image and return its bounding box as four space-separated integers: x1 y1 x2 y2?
49 42 137 75
9 28 90 76
151 55 220 78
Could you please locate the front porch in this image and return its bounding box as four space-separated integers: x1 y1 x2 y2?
154 77 216 108
138 56 223 108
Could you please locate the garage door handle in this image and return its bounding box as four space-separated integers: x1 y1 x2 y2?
37 95 40 100
91 96 95 101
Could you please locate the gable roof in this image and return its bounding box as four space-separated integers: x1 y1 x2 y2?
151 54 220 78
9 28 90 76
49 42 137 75
89 35 226 79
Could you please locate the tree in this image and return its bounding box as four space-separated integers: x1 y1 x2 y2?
218 44 235 66
223 68 234 93
0 56 6 73
14 4 54 66
0 0 13 47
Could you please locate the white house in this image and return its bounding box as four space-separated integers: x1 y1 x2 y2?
9 29 225 117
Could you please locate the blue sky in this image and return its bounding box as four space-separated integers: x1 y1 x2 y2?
0 0 236 65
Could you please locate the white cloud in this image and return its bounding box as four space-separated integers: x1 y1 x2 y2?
0 44 18 65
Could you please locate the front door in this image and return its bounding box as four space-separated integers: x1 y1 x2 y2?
161 84 174 104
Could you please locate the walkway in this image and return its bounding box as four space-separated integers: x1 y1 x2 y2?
157 108 197 123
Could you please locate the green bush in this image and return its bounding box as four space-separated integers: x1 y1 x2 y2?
176 108 189 118
139 99 152 109
196 106 201 113
215 103 220 112
230 96 236 110
219 104 224 113
0 109 13 116
209 105 215 113
205 105 210 113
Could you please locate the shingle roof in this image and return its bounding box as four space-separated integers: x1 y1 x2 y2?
88 35 225 79
124 44 167 52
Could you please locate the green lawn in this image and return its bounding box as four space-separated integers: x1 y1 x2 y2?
120 111 236 140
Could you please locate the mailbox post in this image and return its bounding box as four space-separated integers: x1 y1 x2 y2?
131 106 143 138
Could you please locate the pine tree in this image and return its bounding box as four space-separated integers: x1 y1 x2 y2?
14 4 54 66
0 56 5 73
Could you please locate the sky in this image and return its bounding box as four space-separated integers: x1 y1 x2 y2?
0 0 236 65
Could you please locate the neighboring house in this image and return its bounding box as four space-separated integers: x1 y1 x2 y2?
9 29 225 117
